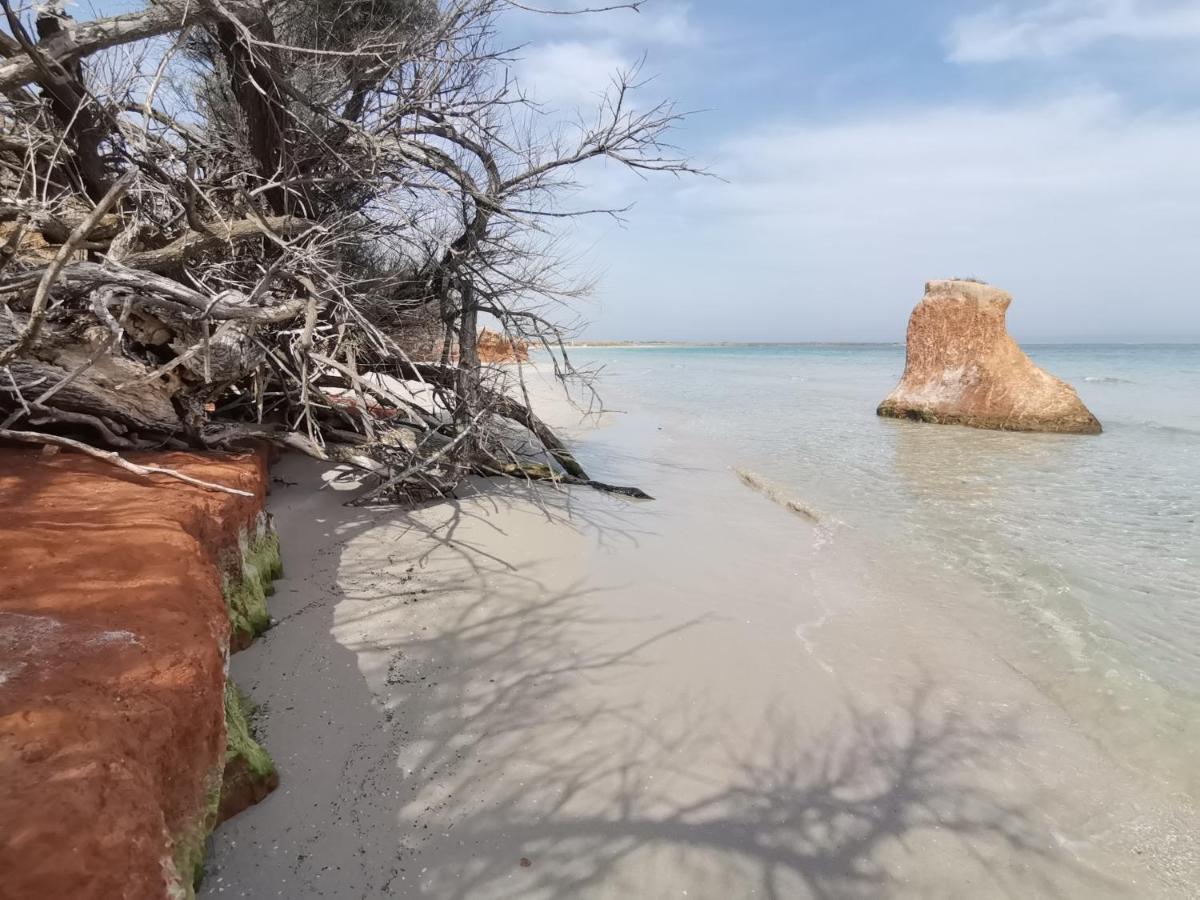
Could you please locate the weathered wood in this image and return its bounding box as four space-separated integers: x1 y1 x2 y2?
0 314 181 435
482 462 654 500
488 392 590 480
172 321 264 384
27 8 114 201
385 360 592 480
123 217 315 274
1 262 306 323
0 172 134 366
215 13 292 215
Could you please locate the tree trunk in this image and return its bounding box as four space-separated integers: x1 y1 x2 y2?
455 281 480 444
216 16 291 215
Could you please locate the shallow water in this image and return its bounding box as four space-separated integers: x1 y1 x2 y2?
569 343 1200 790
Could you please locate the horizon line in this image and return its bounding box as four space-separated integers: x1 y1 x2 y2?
563 339 1200 347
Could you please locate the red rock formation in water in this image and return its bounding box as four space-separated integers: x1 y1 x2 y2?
0 447 278 900
877 280 1101 434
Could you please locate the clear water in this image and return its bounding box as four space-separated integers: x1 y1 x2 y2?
568 343 1200 783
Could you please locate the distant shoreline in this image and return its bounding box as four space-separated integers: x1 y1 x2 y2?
564 341 903 349
561 340 1200 349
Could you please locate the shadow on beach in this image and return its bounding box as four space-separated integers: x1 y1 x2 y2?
202 459 1118 900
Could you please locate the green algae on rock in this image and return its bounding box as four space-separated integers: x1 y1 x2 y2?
218 680 279 823
176 514 283 898
216 512 282 821
167 769 224 900
173 683 278 899
223 515 283 649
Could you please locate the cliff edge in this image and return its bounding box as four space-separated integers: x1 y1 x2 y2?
0 448 280 899
477 327 530 363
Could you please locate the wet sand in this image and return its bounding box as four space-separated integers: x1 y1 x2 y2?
201 376 1199 899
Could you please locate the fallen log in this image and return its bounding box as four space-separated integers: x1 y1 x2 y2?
1 261 307 322
377 360 593 480
0 314 182 437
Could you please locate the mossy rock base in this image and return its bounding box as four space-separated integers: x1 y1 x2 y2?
877 402 1103 434
218 680 279 823
224 527 283 650
182 518 282 896
168 770 222 900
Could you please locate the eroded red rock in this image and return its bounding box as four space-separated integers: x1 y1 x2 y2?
0 448 270 900
477 327 529 363
877 280 1101 434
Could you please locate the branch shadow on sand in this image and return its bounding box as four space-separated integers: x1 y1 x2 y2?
207 459 1117 900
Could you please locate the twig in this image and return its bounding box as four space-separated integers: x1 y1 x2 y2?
0 428 254 496
351 414 484 505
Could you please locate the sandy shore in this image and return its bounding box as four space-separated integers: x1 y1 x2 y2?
201 373 1198 899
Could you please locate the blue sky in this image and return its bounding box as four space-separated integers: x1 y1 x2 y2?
505 0 1200 341
74 0 1200 340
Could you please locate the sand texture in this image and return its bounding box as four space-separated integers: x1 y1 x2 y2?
201 376 1196 899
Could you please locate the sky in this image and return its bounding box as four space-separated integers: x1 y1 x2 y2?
72 0 1200 341
503 0 1200 342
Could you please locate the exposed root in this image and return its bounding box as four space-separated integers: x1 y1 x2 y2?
0 0 697 506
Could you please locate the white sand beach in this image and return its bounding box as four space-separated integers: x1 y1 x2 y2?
6 2 1200 897
200 372 1199 899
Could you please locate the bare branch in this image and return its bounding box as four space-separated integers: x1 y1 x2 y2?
0 428 253 495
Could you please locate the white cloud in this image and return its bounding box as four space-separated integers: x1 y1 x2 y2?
947 0 1200 63
706 93 1180 222
574 93 1200 340
584 1 700 46
516 40 632 108
511 2 698 109
519 1 700 47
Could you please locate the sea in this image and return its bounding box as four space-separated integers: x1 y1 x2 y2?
565 343 1200 793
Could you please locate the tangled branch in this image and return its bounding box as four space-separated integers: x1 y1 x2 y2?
0 0 697 501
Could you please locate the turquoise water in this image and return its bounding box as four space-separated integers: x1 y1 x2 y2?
569 343 1200 771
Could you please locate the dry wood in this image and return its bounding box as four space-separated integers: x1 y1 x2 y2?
2 262 307 322
123 216 316 274
0 1 249 91
481 461 653 500
0 308 181 434
0 0 688 502
0 171 134 366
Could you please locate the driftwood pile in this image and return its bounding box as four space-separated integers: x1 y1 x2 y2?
0 0 688 500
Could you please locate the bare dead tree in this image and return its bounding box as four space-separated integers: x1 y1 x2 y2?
0 0 694 500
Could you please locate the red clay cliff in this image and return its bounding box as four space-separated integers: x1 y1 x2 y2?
0 447 276 900
477 327 529 363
